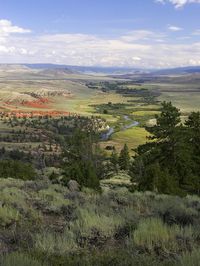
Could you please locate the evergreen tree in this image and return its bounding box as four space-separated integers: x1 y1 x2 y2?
118 144 130 170
0 160 35 180
131 102 200 196
84 161 100 190
62 129 102 190
147 101 181 140
185 111 200 153
110 147 119 173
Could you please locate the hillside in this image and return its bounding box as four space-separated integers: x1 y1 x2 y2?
0 64 200 266
0 178 200 266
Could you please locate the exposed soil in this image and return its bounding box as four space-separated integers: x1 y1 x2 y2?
21 97 50 108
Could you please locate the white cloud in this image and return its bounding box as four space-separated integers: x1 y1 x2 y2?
120 30 164 42
0 20 200 68
156 0 200 8
168 25 183 31
0 19 31 37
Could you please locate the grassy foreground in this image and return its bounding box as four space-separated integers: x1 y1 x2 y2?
0 178 200 266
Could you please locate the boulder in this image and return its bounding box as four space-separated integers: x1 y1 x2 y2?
67 180 80 192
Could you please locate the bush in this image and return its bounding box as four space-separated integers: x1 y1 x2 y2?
0 187 28 211
37 186 71 213
0 205 20 227
32 250 173 266
0 160 36 180
0 180 199 265
155 197 198 226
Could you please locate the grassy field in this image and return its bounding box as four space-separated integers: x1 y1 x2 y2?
146 82 200 113
1 178 200 266
101 127 149 153
1 70 200 154
56 91 133 115
0 76 154 153
159 91 200 113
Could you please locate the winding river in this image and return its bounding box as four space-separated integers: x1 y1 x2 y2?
101 115 139 141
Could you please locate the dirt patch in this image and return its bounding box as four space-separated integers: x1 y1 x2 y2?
21 98 50 108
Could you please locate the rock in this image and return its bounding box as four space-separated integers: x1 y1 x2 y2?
0 240 11 253
67 180 80 192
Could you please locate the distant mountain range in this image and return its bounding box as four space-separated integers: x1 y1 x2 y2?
1 63 200 76
23 64 143 74
23 64 200 75
151 66 200 75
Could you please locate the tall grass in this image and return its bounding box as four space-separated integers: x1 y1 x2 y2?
133 217 195 252
34 229 78 254
0 178 199 265
38 186 71 213
179 249 200 266
72 206 124 237
133 218 175 251
0 187 28 210
0 252 44 266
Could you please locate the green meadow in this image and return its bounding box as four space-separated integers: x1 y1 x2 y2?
0 71 200 153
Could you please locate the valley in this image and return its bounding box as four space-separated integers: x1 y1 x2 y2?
1 1 200 265
1 65 200 266
0 65 199 154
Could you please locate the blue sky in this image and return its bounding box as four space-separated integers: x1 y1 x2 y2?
0 0 199 68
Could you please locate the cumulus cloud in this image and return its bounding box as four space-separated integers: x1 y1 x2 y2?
156 0 200 8
0 20 200 68
0 19 31 36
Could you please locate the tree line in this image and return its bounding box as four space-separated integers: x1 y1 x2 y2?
130 102 200 196
1 101 199 196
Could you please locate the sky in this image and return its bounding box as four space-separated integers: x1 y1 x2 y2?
0 0 200 68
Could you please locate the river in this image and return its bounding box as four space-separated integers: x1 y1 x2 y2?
101 115 139 141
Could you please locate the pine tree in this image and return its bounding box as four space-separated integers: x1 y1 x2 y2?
84 161 100 191
147 101 181 140
62 129 101 190
118 144 130 170
131 102 200 196
110 147 119 173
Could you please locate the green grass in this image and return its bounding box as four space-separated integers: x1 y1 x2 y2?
0 252 45 266
179 249 200 266
134 218 169 249
110 127 149 152
37 186 71 213
1 76 200 157
132 110 160 116
159 92 200 113
72 206 124 237
34 229 78 254
0 178 200 265
100 172 132 189
0 205 20 227
133 217 195 253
